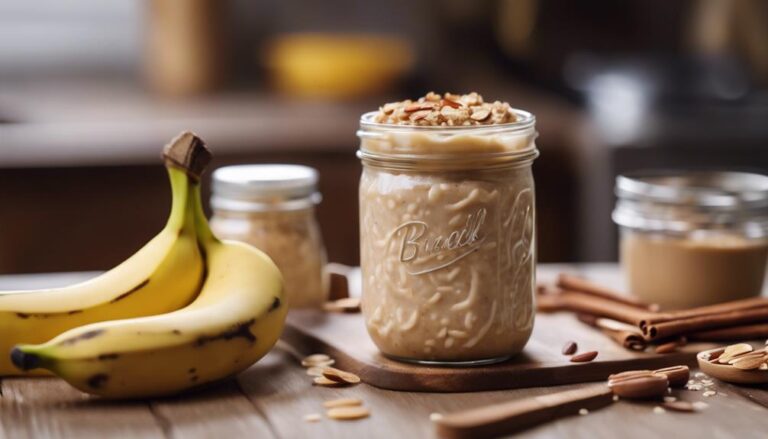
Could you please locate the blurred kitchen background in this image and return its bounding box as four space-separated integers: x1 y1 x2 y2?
1 0 768 273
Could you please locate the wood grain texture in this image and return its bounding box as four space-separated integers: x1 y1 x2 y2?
282 311 714 392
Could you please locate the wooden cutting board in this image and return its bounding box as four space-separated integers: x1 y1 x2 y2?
282 310 715 392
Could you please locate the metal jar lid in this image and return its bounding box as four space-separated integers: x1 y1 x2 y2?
613 170 768 235
211 164 321 212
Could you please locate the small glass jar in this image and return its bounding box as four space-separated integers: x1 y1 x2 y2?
356 110 539 365
613 171 768 310
210 165 329 308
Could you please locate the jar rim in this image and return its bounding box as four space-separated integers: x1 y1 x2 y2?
616 170 768 209
358 109 536 133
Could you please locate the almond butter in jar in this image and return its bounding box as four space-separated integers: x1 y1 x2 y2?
357 92 539 365
613 171 768 310
210 165 329 308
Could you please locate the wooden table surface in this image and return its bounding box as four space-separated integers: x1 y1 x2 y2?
2 264 768 439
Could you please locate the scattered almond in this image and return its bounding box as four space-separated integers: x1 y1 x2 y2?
323 297 361 313
653 365 690 388
323 398 363 409
306 366 326 377
654 341 680 354
562 341 578 356
322 367 361 385
608 374 669 399
313 376 345 387
327 406 370 421
302 354 331 367
570 351 598 363
717 343 753 364
732 354 768 370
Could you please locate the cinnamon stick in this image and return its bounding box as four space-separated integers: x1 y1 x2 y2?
537 289 654 326
688 323 768 342
557 274 657 311
639 296 768 329
645 307 768 340
577 314 647 351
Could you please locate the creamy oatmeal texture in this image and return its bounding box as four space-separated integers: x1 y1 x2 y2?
358 93 538 363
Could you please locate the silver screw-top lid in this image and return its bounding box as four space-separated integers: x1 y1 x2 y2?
211 164 321 212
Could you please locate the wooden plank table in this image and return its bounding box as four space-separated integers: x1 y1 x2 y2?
2 264 768 439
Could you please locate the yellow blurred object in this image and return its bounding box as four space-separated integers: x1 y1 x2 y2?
265 33 415 99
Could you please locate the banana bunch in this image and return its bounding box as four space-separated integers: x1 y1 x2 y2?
0 132 210 375
11 132 287 399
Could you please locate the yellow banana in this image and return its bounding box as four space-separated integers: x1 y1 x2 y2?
0 134 210 375
12 134 288 398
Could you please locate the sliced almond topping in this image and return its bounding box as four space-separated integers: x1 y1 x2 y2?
404 103 435 113
409 110 432 121
323 398 363 409
470 108 491 121
440 98 461 109
322 367 361 385
326 406 370 421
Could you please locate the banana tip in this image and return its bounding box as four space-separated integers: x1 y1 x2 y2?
10 347 41 371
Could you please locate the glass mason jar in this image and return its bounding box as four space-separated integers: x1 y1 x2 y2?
356 110 539 365
210 165 329 309
613 171 768 310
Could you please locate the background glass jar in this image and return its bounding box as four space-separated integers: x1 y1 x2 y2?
210 164 329 309
613 171 768 310
357 110 538 365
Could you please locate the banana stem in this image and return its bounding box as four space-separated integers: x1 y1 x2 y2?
190 183 218 245
165 167 193 231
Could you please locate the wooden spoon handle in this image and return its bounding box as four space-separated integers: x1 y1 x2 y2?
434 384 614 439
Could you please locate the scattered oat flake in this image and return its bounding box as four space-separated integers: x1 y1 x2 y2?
692 401 709 411
304 413 322 423
612 395 620 402
430 413 443 422
703 390 717 397
694 372 707 378
653 406 666 414
578 408 589 416
663 396 677 403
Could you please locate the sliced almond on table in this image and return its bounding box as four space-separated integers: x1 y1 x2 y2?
322 367 361 385
323 398 363 409
570 351 598 363
327 406 370 421
718 343 753 364
732 354 768 370
302 354 331 367
306 366 326 377
313 376 345 387
323 297 361 313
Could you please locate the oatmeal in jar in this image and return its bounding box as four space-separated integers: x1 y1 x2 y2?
210 165 329 309
357 92 539 365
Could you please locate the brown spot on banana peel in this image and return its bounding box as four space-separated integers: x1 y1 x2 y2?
194 319 257 347
58 329 105 346
97 353 120 361
87 373 109 389
109 279 151 303
269 297 281 312
15 309 83 319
